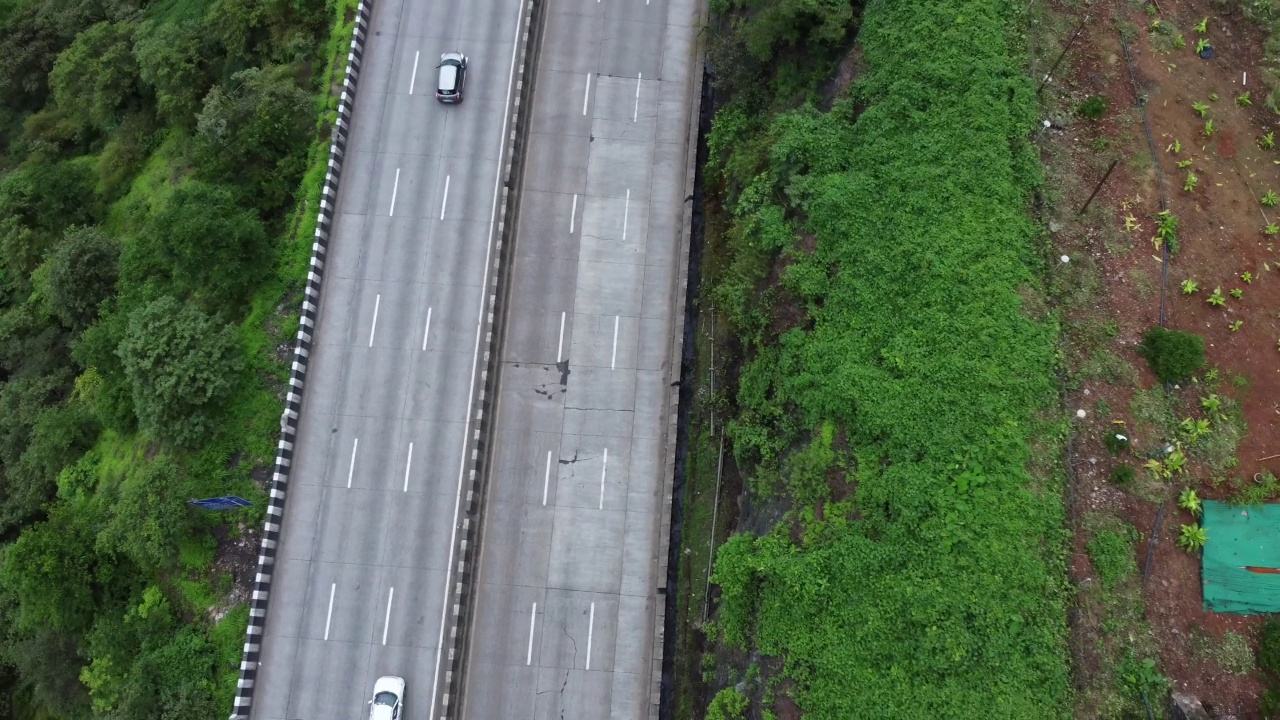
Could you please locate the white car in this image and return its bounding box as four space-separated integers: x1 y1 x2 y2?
367 676 405 720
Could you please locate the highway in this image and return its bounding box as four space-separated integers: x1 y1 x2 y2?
248 0 524 714
247 0 700 711
459 0 700 713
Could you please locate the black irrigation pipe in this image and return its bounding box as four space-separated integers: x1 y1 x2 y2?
1142 501 1166 587
1038 14 1091 96
1117 24 1173 328
1078 158 1121 215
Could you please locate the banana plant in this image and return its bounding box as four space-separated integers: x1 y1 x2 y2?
1167 138 1182 153
1267 223 1279 236
1207 287 1226 306
1176 159 1194 168
1230 287 1243 299
1263 190 1279 207
1230 319 1244 332
1179 488 1203 517
1145 458 1171 480
1242 271 1253 284
1200 393 1223 417
1203 119 1215 137
1194 17 1209 34
1192 101 1211 118
1238 91 1253 107
1181 279 1199 294
1166 448 1187 475
1184 171 1199 192
1180 417 1211 442
1178 523 1208 553
1262 132 1277 150
1196 38 1212 55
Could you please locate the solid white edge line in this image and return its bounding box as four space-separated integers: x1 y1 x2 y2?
611 315 619 369
526 602 537 665
557 311 566 362
441 174 451 220
622 188 630 241
543 450 551 506
570 193 577 234
389 168 401 216
324 583 336 641
422 306 433 351
633 73 641 122
582 73 591 115
368 294 381 347
382 586 395 646
585 602 595 670
599 448 608 510
429 0 526 715
347 438 359 488
410 50 420 94
403 442 413 492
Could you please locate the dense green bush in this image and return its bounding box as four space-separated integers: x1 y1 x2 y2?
710 0 1070 716
126 182 271 311
1110 465 1136 486
1138 326 1206 383
1260 617 1280 675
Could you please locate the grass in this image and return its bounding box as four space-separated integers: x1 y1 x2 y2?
1075 512 1164 716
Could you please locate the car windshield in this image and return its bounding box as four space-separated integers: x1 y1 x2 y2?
439 64 458 92
373 691 398 706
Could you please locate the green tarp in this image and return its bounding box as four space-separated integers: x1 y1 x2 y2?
1202 500 1280 614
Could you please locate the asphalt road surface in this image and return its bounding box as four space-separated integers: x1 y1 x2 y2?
248 0 525 714
248 0 700 712
458 0 701 713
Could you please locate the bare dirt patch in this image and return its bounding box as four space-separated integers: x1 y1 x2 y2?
1043 0 1280 715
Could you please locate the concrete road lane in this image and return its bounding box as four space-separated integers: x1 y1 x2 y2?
462 0 701 713
249 0 525 715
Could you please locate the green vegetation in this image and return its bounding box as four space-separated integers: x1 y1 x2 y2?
705 0 1069 716
1085 521 1137 591
1077 95 1108 120
0 0 353 716
1138 326 1206 383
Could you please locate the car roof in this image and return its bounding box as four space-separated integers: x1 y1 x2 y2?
373 676 405 695
440 52 464 64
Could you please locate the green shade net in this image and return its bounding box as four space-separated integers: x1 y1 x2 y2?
1202 500 1280 614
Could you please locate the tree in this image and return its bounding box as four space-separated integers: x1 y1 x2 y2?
136 181 271 310
195 65 312 212
0 302 70 381
0 503 99 634
132 19 216 128
718 0 855 61
97 458 190 571
0 157 100 234
71 308 136 432
0 0 116 111
34 225 120 332
204 0 328 66
5 401 98 528
48 20 140 130
116 296 241 446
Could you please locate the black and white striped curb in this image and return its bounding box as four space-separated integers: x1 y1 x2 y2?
434 1 542 718
228 2 373 718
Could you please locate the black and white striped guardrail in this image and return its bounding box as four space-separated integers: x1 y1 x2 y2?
228 2 372 717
